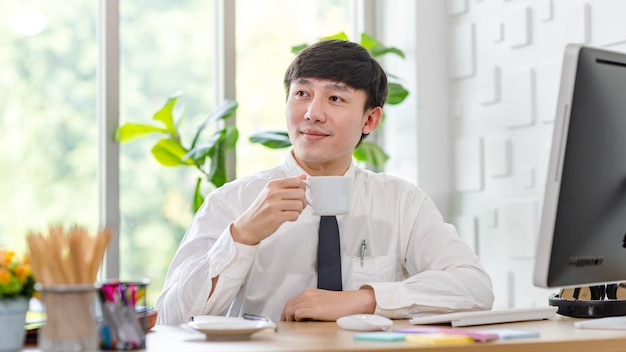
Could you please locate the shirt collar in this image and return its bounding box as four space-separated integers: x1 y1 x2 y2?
281 150 356 179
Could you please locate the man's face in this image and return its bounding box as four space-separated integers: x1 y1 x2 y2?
286 77 380 175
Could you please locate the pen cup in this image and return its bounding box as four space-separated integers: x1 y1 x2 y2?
37 283 100 352
99 280 150 350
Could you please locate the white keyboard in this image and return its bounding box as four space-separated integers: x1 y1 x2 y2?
409 306 558 327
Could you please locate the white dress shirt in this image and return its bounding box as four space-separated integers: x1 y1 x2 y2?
156 153 494 325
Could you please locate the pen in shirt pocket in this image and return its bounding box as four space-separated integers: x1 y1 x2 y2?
360 240 367 267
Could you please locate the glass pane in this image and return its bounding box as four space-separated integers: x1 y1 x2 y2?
118 1 215 305
235 0 355 177
0 2 99 250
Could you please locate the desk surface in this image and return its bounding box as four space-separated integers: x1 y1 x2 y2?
22 315 626 352
143 316 626 352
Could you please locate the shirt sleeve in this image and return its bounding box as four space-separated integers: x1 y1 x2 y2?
154 199 257 326
366 193 494 319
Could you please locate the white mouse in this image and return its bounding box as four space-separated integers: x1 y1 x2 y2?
336 314 393 331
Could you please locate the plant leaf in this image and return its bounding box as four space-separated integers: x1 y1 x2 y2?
360 32 405 59
208 141 227 187
249 130 292 149
191 100 238 148
321 32 349 41
115 123 168 142
353 141 389 168
183 133 219 163
153 92 182 137
193 177 204 213
292 32 349 54
386 82 409 105
223 125 239 149
291 43 308 54
151 138 195 167
184 126 237 163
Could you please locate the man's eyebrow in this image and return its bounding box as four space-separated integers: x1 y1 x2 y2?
324 82 350 91
294 78 351 91
294 78 312 86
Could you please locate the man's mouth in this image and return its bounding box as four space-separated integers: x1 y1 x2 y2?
300 129 330 139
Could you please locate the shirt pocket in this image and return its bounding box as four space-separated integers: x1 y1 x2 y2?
351 255 398 289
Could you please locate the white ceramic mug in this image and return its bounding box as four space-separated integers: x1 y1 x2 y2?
304 176 353 215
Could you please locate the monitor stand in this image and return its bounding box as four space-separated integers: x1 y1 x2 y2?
549 295 626 318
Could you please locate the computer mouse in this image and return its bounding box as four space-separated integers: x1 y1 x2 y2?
336 314 393 331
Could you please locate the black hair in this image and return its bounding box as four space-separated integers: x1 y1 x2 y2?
283 39 388 111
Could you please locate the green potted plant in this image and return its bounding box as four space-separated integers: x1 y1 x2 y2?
115 32 407 214
115 93 239 212
0 248 36 351
248 32 409 169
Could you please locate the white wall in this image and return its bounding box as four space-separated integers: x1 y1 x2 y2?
378 0 452 216
380 0 626 309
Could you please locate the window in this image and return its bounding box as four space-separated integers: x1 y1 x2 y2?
118 0 216 304
235 0 356 176
2 0 360 305
1 2 99 249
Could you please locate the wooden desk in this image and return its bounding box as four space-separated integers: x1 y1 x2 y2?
22 316 626 351
141 316 626 352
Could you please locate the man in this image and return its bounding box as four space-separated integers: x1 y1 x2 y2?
156 39 494 325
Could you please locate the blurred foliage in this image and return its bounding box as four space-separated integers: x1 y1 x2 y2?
249 32 409 169
116 94 238 213
0 0 220 305
0 0 354 306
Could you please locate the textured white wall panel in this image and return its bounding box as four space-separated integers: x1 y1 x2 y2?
455 215 478 253
563 3 590 44
381 0 626 309
503 67 535 128
535 61 561 123
592 0 626 46
519 166 535 189
538 0 554 22
455 137 484 192
478 65 501 104
503 200 537 259
448 0 469 16
485 137 511 177
491 20 504 43
505 5 531 48
449 22 476 79
481 208 498 229
491 270 514 309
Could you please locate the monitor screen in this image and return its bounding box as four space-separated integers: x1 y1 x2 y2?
534 44 626 289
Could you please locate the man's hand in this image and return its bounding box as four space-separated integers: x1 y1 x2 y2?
231 174 308 245
280 287 376 321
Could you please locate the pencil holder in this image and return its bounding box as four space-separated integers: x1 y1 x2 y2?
37 283 100 352
99 280 150 350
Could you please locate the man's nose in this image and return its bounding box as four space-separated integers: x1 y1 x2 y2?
304 97 326 122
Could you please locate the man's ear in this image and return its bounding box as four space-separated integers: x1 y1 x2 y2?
362 106 383 135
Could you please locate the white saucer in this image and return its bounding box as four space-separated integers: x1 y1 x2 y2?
185 316 273 340
336 314 393 331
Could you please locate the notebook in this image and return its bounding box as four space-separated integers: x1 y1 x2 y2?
409 306 558 327
393 326 499 342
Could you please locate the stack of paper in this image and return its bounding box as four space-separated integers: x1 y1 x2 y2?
408 306 558 327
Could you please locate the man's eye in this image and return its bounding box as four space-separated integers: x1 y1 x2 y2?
295 90 307 97
329 96 343 102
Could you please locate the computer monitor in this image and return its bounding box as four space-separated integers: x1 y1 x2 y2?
533 44 626 300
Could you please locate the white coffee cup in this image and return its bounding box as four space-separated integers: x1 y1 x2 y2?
304 176 353 215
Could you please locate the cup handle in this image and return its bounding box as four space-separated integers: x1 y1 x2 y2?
303 179 312 208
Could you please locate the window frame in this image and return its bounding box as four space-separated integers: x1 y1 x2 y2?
98 0 373 279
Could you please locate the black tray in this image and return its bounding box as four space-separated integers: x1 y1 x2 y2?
550 295 626 318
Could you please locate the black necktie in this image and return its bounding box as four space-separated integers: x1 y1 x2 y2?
317 215 342 291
